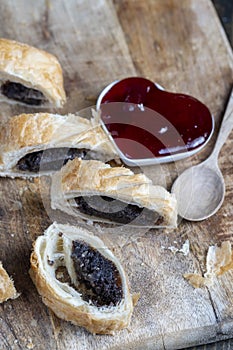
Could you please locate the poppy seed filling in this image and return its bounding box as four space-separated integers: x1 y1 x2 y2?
16 148 89 172
71 240 123 307
74 196 160 225
1 81 46 105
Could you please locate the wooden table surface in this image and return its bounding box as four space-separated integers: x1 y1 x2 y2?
1 1 233 349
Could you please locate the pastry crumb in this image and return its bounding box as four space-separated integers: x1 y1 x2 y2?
0 262 19 303
163 239 190 256
167 246 179 254
26 338 34 349
183 273 212 288
132 292 140 306
179 239 190 256
205 241 233 277
184 241 233 288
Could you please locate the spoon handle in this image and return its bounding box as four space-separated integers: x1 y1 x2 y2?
210 87 233 162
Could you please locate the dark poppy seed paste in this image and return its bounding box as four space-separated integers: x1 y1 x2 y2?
71 240 123 307
74 195 160 225
1 81 46 105
16 148 89 172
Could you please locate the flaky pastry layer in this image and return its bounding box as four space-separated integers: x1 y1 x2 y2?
51 158 177 227
0 112 118 177
0 38 66 107
29 222 134 334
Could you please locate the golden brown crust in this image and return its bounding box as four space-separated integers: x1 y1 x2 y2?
0 262 19 303
51 158 177 227
0 38 66 107
29 223 134 334
0 113 118 177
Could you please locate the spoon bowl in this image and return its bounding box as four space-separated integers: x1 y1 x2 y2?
172 163 225 221
172 87 233 221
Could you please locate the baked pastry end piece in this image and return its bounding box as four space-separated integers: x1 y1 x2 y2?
51 158 177 228
0 112 118 178
0 262 19 303
30 223 135 334
0 38 66 107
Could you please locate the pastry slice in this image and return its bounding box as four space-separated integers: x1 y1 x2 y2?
0 38 66 107
30 222 134 334
0 262 19 303
51 158 177 227
0 112 118 178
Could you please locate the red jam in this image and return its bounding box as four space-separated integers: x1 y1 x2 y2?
99 77 213 159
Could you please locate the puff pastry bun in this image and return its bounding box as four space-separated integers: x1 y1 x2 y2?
0 112 118 178
0 262 19 303
30 222 134 334
0 38 66 107
51 158 177 227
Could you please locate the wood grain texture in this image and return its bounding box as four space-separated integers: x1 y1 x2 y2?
0 1 233 349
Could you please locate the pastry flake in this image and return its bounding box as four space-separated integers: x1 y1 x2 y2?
184 241 233 288
205 241 233 278
0 261 19 303
183 273 211 289
29 222 134 334
0 113 118 178
51 158 177 228
0 38 66 107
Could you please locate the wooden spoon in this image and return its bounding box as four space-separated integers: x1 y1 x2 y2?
172 87 233 221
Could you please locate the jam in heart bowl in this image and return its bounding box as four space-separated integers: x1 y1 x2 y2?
96 77 214 166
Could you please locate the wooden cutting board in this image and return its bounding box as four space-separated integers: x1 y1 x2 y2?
1 1 233 349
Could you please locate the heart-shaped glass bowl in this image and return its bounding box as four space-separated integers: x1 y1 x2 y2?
96 77 214 166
